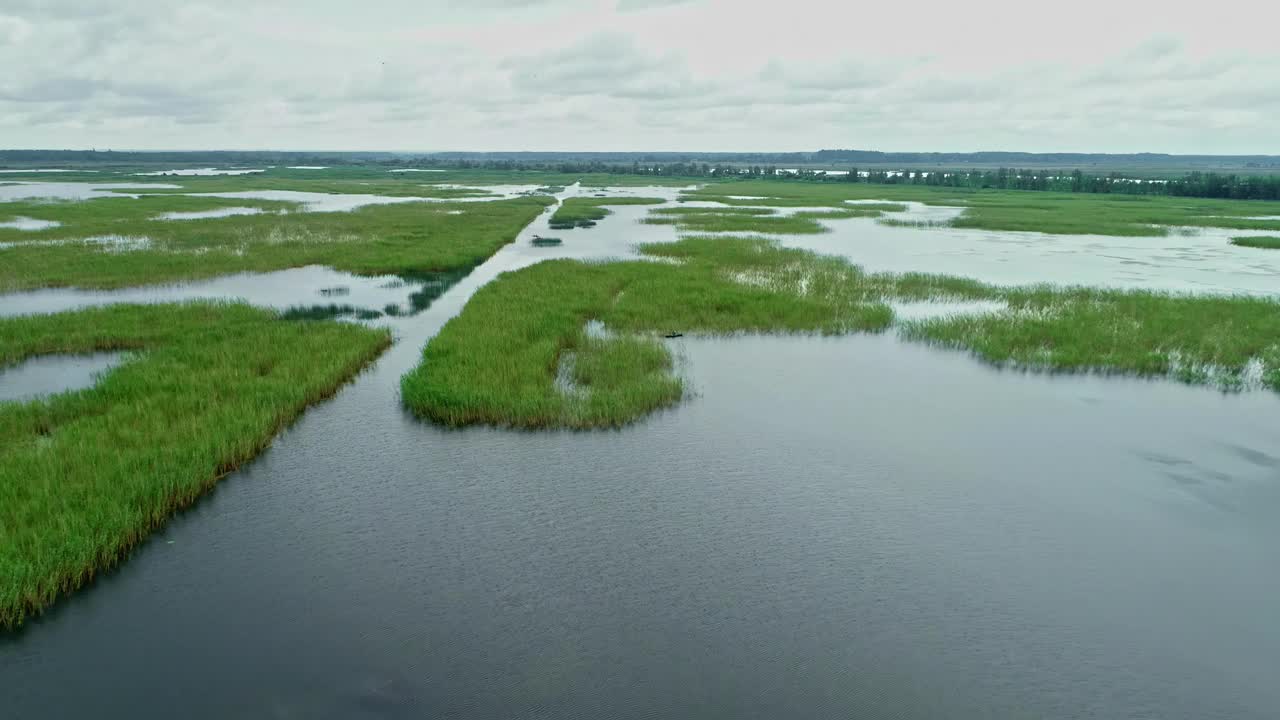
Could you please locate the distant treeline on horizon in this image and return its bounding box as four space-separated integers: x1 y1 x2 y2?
3 149 1279 201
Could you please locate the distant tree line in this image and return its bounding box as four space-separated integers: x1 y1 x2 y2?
3 150 1278 201
411 158 1280 201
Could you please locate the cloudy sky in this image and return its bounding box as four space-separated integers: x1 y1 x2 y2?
1 0 1277 154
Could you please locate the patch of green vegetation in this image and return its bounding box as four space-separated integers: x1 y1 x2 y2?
902 288 1280 391
1230 236 1280 250
642 204 886 234
651 206 777 217
279 304 383 321
401 235 998 429
642 211 829 234
683 180 1280 237
548 196 663 229
0 302 391 628
0 195 552 292
114 176 498 199
793 208 887 220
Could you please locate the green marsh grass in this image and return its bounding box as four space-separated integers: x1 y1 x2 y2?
548 196 663 229
0 195 551 291
1230 236 1280 249
0 302 391 628
902 287 1280 391
684 181 1280 237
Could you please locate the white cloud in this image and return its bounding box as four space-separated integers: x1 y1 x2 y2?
0 0 1277 153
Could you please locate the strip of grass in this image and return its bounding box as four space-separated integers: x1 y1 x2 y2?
400 235 998 429
902 287 1280 391
1230 236 1280 249
0 195 552 291
548 196 663 229
0 302 391 628
111 176 499 199
651 206 777 217
643 205 887 234
642 212 829 234
683 181 1280 236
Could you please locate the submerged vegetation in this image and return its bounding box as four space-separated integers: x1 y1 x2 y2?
548 196 663 229
0 302 391 628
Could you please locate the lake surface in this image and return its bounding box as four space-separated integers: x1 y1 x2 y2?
2 187 1279 719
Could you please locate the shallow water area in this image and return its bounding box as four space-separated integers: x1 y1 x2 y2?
134 168 265 176
0 265 467 318
0 182 183 202
0 216 60 231
0 352 126 403
156 207 268 221
765 201 1280 296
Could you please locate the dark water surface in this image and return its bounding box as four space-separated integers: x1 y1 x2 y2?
3 192 1280 719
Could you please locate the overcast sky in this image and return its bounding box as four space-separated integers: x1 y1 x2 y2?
1 0 1277 154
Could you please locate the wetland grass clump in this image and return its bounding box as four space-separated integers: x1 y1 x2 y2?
548 196 663 229
0 194 552 292
1230 236 1280 250
641 208 829 234
902 288 1280 391
0 302 391 628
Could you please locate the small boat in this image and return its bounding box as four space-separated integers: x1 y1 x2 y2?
530 235 563 246
663 332 683 339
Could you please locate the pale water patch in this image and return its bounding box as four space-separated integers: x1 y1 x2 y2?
889 299 1007 323
389 168 446 173
0 265 464 318
134 168 265 176
0 216 60 230
0 169 92 174
0 234 153 252
0 182 183 202
184 190 430 213
286 166 329 170
765 201 1280 297
184 187 540 213
157 207 268 221
0 352 127 403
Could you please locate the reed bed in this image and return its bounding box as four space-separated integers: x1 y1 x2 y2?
548 197 663 229
0 302 391 628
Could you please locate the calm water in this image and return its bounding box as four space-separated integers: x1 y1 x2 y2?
0 352 125 403
2 188 1279 718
